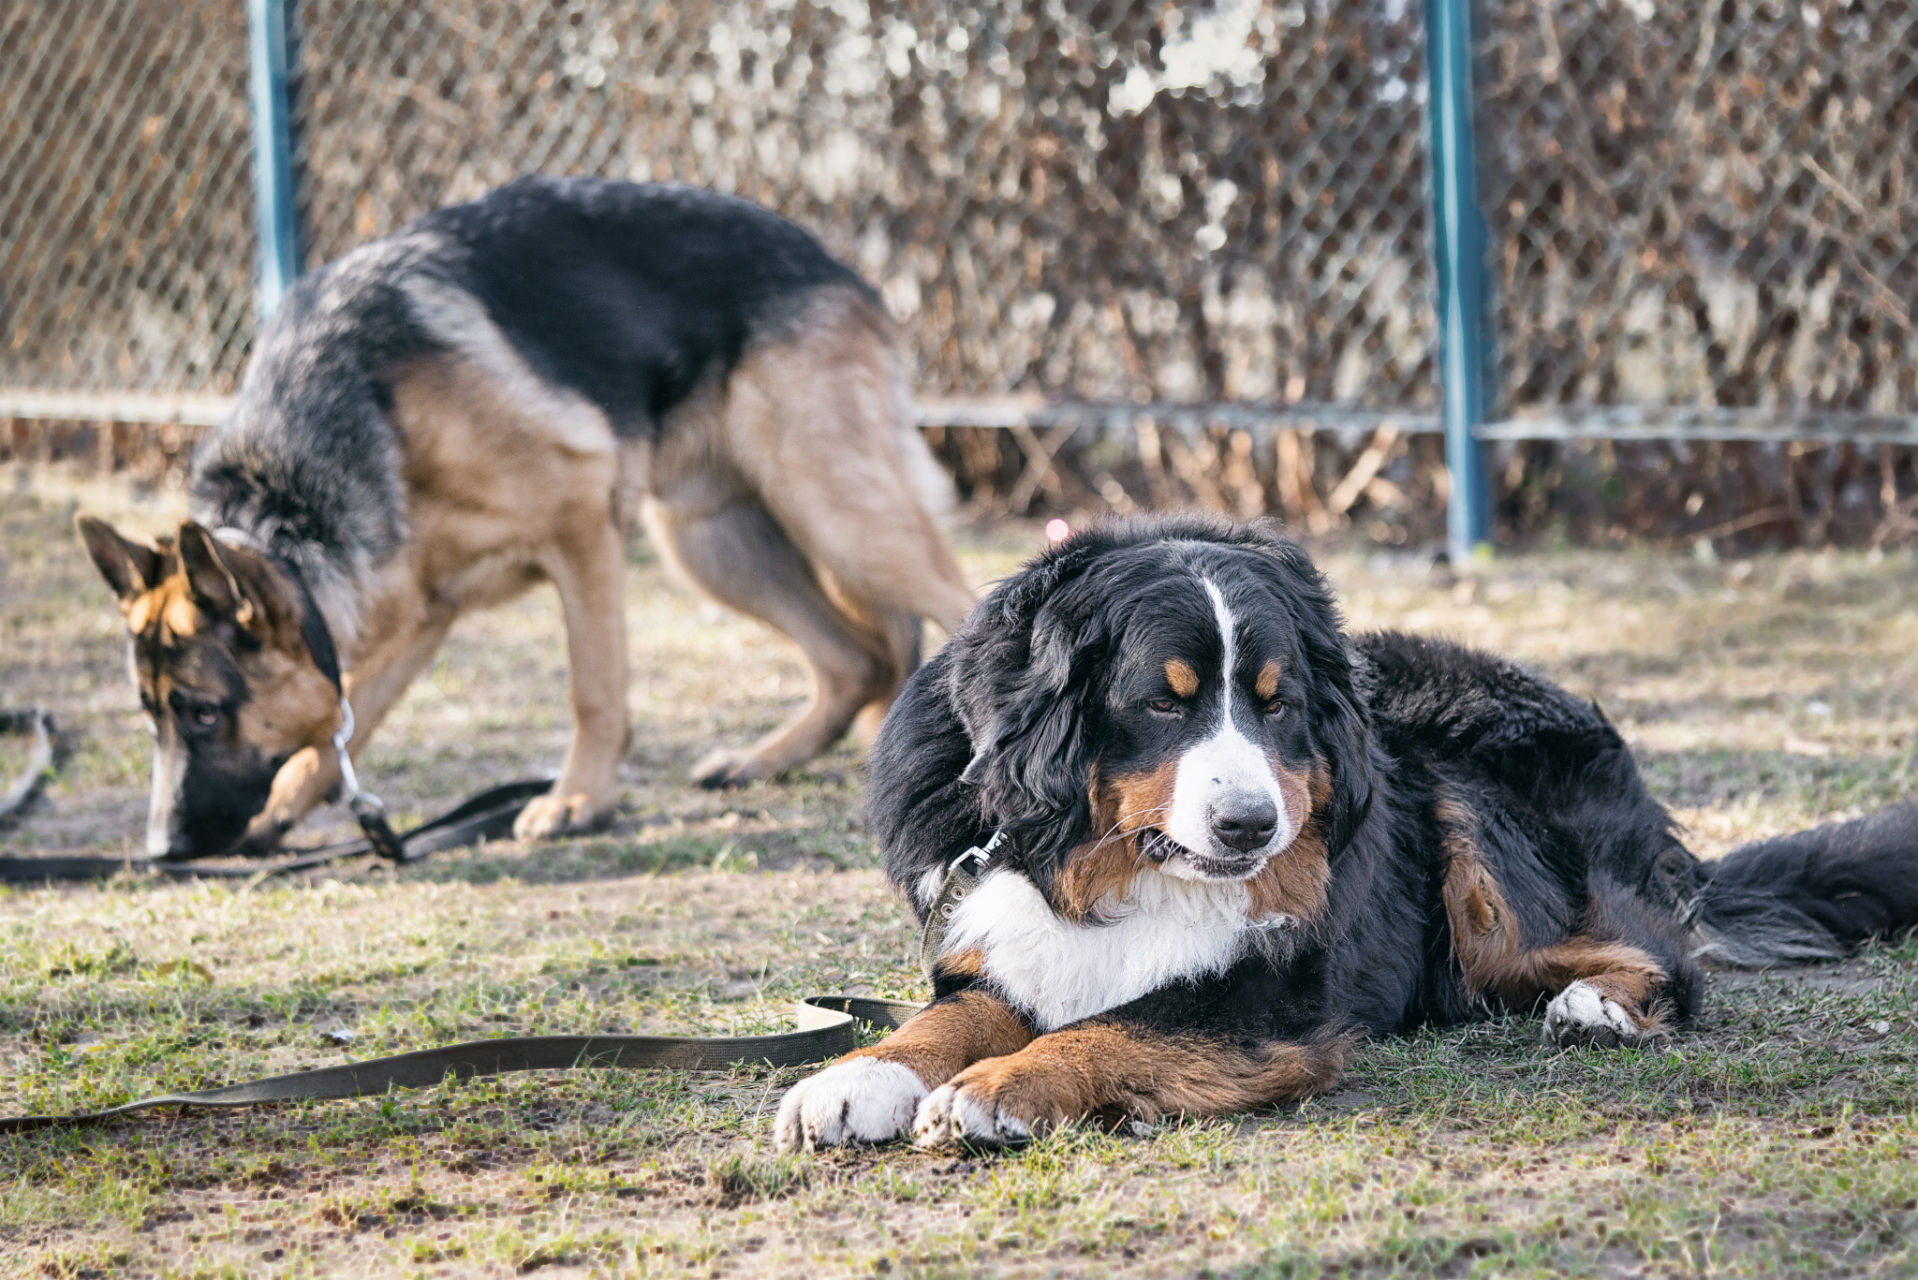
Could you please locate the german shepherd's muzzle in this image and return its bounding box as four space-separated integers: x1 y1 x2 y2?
79 520 344 858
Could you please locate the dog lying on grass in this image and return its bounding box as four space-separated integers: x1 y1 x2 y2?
78 176 974 859
777 516 1918 1150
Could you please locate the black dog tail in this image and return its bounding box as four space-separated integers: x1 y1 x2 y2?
1690 804 1918 967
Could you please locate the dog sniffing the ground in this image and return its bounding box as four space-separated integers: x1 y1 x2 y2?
776 516 1918 1150
78 176 974 859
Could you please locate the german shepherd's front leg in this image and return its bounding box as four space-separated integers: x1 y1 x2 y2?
233 610 455 855
911 1021 1350 1148
775 991 1034 1151
515 519 630 841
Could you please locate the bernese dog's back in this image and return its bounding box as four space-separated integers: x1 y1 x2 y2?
776 516 1918 1151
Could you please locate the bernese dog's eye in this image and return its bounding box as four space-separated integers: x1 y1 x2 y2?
1146 698 1183 716
1263 700 1287 719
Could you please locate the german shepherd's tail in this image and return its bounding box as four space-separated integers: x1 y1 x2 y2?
1689 804 1918 967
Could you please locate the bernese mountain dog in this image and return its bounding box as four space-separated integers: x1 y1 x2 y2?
776 516 1918 1151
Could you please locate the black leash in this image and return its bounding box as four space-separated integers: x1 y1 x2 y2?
0 997 924 1134
0 776 554 884
0 837 1015 1134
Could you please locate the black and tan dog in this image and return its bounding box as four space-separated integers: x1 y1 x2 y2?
776 516 1918 1150
79 177 974 859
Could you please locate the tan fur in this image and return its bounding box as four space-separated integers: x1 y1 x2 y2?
1055 760 1180 920
938 1023 1350 1132
642 291 973 785
1164 659 1199 698
1437 794 1667 1022
82 285 974 851
842 991 1034 1090
1255 659 1282 701
1246 763 1332 921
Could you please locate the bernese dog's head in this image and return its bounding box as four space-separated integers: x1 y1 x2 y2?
938 515 1374 924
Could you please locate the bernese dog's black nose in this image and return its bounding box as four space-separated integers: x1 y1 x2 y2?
1210 794 1279 852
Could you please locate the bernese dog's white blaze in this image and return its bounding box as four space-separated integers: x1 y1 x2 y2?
939 867 1255 1030
1160 579 1291 877
773 1058 928 1150
1541 979 1645 1049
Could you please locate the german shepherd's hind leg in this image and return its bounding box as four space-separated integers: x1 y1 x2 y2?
644 496 898 788
515 519 631 840
724 297 976 645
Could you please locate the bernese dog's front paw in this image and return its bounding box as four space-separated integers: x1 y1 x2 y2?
773 1058 927 1152
911 1082 1036 1148
1542 979 1645 1049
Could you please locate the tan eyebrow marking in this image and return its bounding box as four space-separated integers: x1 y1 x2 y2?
1256 659 1282 700
1164 659 1199 698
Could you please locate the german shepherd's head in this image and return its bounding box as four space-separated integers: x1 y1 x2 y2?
77 517 343 859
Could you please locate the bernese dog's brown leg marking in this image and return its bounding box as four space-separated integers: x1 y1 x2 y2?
913 1024 1350 1147
773 989 1032 1151
1437 795 1669 1046
843 990 1034 1087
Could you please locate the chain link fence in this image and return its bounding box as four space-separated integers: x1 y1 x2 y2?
5 0 1916 547
1477 0 1918 546
1 0 255 397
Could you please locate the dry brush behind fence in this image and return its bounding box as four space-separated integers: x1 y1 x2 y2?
4 0 1917 550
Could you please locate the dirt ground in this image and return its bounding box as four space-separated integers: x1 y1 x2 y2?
2 465 1914 1278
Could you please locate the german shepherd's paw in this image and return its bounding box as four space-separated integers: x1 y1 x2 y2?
512 790 612 841
774 1059 927 1152
689 748 771 790
911 1079 1039 1149
1542 980 1648 1050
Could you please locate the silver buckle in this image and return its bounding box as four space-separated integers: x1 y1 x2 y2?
949 828 1006 875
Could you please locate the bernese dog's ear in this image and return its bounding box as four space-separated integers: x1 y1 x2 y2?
946 540 1117 864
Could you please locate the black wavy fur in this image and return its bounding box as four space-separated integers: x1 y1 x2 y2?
868 515 1918 1042
191 176 868 602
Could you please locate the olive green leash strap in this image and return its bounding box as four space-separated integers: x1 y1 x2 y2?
917 830 1006 977
0 996 924 1134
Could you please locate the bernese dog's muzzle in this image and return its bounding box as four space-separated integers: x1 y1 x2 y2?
1153 715 1294 880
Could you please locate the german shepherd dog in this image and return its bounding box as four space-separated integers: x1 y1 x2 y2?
776 517 1918 1151
78 177 975 859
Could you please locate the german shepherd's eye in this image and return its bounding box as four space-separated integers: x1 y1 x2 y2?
1146 698 1183 716
169 691 222 735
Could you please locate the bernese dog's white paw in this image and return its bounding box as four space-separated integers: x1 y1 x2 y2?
911 1082 1034 1149
1542 979 1643 1049
773 1058 927 1152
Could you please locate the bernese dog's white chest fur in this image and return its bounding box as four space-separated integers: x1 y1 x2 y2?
938 868 1263 1031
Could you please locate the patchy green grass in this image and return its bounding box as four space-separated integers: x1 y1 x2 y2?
2 465 1916 1277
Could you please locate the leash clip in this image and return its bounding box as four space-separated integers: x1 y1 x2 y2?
949 828 1006 878
331 694 405 862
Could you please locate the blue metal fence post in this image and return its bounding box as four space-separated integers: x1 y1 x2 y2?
1424 0 1492 563
248 0 301 318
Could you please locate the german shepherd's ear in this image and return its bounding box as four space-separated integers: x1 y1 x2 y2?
76 515 163 602
176 522 262 630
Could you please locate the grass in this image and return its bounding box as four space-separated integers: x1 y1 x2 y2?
2 464 1916 1277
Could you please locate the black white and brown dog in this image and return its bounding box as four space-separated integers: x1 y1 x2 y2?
776 516 1918 1150
78 177 974 859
